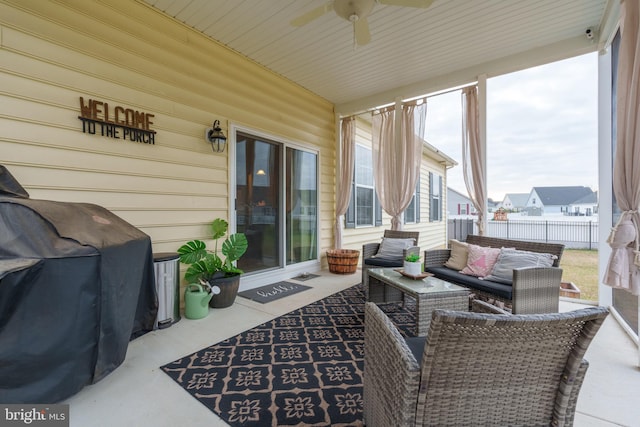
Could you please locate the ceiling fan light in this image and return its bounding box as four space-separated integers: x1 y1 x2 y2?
334 0 375 22
290 0 433 45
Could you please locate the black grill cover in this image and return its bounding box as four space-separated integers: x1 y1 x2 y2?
0 166 158 403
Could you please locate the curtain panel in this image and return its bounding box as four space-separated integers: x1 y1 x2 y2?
604 0 640 296
462 85 487 236
372 100 426 230
335 116 356 248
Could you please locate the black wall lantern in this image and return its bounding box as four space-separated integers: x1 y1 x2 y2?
206 120 227 153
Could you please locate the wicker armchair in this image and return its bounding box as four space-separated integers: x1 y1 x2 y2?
363 302 609 427
362 230 419 302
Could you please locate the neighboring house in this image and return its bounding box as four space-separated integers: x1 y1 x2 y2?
342 116 456 252
569 191 598 216
447 187 476 217
525 186 597 216
501 193 529 211
487 198 499 213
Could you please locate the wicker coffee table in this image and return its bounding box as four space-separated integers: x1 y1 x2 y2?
367 268 470 336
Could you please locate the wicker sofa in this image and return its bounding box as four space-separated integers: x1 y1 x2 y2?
424 235 565 314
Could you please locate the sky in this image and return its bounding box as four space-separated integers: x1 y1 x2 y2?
423 52 599 203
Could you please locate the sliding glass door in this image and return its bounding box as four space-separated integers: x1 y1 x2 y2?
286 148 317 264
235 130 318 274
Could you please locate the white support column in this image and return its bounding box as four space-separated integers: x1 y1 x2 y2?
477 74 488 235
335 112 342 172
597 47 613 308
393 97 403 230
334 112 342 249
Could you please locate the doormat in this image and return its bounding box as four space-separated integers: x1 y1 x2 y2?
238 281 311 304
292 273 320 281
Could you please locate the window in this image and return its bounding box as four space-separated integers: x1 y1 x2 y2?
355 145 374 226
429 172 442 222
404 195 416 223
286 148 318 265
404 181 420 224
345 144 382 228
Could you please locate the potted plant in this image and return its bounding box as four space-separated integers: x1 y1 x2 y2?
403 252 422 277
177 218 248 308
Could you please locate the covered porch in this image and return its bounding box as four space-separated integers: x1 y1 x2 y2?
1 0 639 423
63 270 639 426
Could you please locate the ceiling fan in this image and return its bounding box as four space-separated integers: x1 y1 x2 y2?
291 0 434 46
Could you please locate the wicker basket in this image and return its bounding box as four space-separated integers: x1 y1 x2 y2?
326 249 360 274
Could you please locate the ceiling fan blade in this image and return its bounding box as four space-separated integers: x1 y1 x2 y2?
354 17 371 46
378 0 433 8
290 1 334 27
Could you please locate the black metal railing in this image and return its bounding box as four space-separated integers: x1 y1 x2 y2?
448 218 599 249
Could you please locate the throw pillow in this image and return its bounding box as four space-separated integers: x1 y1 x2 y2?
444 239 469 270
460 244 501 277
484 248 557 284
374 237 416 261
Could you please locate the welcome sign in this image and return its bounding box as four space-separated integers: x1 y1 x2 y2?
78 97 156 144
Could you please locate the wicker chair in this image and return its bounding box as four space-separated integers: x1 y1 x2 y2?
362 230 419 302
363 302 609 427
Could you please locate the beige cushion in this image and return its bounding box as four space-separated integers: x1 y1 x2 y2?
375 237 416 261
444 239 469 270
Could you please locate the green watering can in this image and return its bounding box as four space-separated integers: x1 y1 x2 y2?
184 283 213 319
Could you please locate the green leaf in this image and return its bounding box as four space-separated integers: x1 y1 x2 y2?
210 218 228 240
405 253 420 262
178 218 248 280
184 254 222 282
223 265 243 275
184 261 208 283
177 240 207 264
203 253 223 272
222 233 248 262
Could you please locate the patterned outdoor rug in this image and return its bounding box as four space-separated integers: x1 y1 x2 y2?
161 283 416 426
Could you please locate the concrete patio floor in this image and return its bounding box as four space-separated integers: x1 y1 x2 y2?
64 270 640 427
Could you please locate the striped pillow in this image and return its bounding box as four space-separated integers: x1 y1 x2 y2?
374 237 416 261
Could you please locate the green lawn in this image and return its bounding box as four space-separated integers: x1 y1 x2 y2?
559 249 599 302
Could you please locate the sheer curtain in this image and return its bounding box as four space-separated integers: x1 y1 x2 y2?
604 0 640 296
462 85 487 235
372 100 426 230
334 116 355 248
